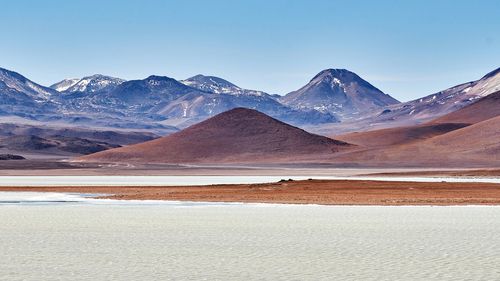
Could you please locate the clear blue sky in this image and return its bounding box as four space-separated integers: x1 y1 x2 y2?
1 0 498 101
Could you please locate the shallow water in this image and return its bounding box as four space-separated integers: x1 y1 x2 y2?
0 175 499 186
1 195 499 280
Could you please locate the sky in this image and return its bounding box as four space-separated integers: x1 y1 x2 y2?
0 0 499 102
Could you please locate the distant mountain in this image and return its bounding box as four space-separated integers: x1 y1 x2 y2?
0 123 159 145
55 75 195 124
0 154 25 160
50 78 80 92
0 67 58 117
308 67 500 136
0 67 58 101
432 90 500 124
371 67 500 124
280 69 399 119
79 108 351 164
0 135 120 156
54 74 335 129
182 74 267 96
59 74 125 96
0 67 338 129
174 74 337 127
3 65 498 138
332 89 500 167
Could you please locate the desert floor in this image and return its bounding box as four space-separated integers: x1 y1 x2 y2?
1 179 500 205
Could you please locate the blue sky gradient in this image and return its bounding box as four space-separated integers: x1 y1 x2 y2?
1 0 499 101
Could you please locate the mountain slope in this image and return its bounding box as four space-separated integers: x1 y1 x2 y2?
308 67 500 136
368 67 500 124
79 108 351 164
61 74 125 95
280 69 399 119
334 123 469 148
330 90 500 167
50 78 80 92
182 74 267 96
57 75 198 120
432 90 500 124
0 67 58 117
0 67 58 100
368 116 500 166
174 74 338 127
0 135 120 156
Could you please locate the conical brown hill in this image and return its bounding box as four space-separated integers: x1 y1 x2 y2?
78 108 351 164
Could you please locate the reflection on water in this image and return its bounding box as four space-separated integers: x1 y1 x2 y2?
1 200 499 280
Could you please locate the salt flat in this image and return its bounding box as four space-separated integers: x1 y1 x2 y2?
1 198 499 281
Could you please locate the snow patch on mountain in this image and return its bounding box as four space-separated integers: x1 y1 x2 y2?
182 75 266 96
50 78 81 92
64 74 125 94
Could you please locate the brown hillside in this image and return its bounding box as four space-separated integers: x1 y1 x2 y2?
334 123 469 148
332 116 500 167
79 108 352 164
432 91 500 124
334 91 500 149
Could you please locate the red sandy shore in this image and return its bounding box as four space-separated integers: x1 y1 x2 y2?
1 179 500 205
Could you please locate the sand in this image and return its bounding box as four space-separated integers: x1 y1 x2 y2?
2 179 500 205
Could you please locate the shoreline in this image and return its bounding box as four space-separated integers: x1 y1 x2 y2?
1 179 500 206
0 175 499 187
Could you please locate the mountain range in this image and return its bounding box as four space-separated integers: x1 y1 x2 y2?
307 67 500 135
1 67 407 132
81 90 500 167
0 68 344 131
3 66 498 134
0 65 499 160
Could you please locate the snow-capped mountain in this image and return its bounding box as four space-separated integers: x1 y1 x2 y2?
2 66 498 134
173 74 337 127
0 67 338 133
369 67 500 124
156 88 337 127
280 69 400 119
181 75 267 96
50 78 80 92
60 74 125 95
98 75 336 127
0 67 58 101
0 67 58 116
57 75 204 122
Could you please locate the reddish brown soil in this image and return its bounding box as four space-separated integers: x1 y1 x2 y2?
79 108 352 164
2 179 500 205
79 93 500 167
334 123 469 147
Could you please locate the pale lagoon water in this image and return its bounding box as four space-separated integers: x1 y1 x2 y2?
0 175 499 186
1 192 500 280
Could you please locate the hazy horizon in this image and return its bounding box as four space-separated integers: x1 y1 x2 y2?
1 0 499 102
